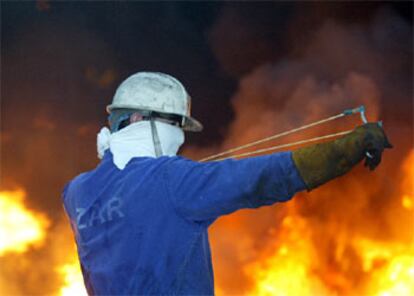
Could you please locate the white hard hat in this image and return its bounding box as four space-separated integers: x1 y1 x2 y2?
107 72 203 132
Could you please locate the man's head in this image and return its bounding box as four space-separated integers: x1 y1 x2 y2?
106 72 202 157
107 72 203 133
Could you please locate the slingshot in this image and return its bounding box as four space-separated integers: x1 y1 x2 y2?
199 106 380 162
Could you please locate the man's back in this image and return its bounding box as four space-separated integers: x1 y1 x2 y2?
63 152 215 295
63 150 307 295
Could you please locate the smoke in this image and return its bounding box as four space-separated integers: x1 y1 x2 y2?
208 3 293 78
1 17 119 213
198 8 413 295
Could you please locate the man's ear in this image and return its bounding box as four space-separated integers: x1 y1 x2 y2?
130 112 143 123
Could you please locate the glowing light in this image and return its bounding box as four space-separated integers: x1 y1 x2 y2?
401 150 414 211
365 254 414 296
0 190 49 255
58 261 88 296
245 214 330 296
402 195 413 210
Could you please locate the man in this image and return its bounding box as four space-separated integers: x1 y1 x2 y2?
62 72 392 295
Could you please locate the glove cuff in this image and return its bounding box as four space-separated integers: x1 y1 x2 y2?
292 132 364 190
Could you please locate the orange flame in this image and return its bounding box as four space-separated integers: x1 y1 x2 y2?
361 150 414 295
357 239 414 295
0 189 49 255
57 260 87 296
241 150 414 295
0 189 87 295
400 150 414 211
245 213 330 296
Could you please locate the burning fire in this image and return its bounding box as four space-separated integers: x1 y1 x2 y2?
369 255 414 296
58 260 87 296
0 189 49 255
242 150 414 295
0 189 87 295
358 239 414 295
245 212 330 296
401 150 414 211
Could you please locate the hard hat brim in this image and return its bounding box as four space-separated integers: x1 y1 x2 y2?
107 104 203 132
183 116 203 132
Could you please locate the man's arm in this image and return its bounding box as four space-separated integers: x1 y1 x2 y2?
164 152 306 223
164 123 391 223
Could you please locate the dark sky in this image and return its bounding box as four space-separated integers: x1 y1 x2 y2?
1 1 413 217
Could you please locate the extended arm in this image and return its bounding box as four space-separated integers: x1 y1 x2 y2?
165 123 391 223
164 152 306 222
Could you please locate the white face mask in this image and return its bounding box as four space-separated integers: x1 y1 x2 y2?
97 121 185 170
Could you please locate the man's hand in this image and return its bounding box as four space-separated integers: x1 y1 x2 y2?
292 123 392 190
356 123 393 170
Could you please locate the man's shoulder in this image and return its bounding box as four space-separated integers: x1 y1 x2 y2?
70 171 93 187
62 169 95 201
127 155 196 169
159 156 202 172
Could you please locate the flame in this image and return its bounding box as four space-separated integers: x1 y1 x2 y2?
246 223 414 296
360 150 414 295
357 239 414 296
402 195 413 210
0 189 87 295
0 189 49 255
54 223 87 296
245 214 330 296
400 150 414 211
57 260 87 296
373 255 414 296
243 150 414 295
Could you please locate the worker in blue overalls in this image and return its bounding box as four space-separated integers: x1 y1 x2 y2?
62 72 392 295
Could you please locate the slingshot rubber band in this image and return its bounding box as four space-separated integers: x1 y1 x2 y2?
199 106 369 162
209 130 352 161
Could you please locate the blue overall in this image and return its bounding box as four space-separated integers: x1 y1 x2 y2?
62 151 306 295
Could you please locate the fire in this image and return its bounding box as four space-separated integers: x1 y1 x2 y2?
58 260 87 296
368 254 414 296
0 188 87 295
0 189 49 255
400 150 414 211
243 150 414 295
246 222 414 296
402 195 413 210
53 221 88 296
361 150 414 295
375 255 414 296
353 237 414 295
245 213 330 296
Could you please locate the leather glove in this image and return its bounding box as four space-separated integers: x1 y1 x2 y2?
292 123 393 190
360 123 393 170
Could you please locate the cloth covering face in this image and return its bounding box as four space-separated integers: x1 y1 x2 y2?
62 152 306 295
97 121 184 169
